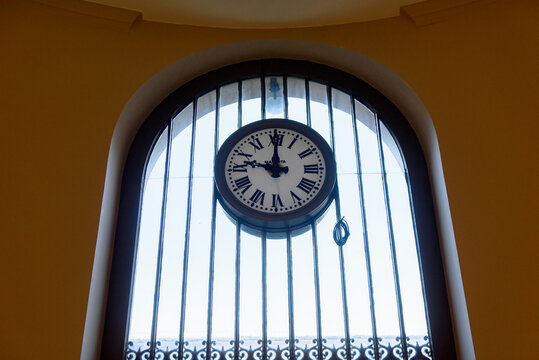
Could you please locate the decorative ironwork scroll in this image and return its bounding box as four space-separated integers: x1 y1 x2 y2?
126 337 432 360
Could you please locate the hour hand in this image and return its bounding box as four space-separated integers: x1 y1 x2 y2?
244 160 272 171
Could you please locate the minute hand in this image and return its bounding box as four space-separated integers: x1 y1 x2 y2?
271 129 280 164
271 129 283 178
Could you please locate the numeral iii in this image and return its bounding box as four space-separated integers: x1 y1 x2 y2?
303 164 319 174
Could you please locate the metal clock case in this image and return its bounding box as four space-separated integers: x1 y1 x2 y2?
214 119 336 235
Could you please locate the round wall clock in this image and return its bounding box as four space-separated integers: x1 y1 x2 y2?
214 119 336 234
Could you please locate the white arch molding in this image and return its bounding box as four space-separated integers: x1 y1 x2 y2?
81 40 474 360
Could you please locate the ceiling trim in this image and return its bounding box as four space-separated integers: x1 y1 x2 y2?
401 0 495 26
32 0 496 29
82 0 417 29
31 0 141 24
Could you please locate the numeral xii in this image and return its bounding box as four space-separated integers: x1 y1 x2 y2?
269 133 284 146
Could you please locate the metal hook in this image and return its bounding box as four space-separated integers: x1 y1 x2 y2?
333 217 350 246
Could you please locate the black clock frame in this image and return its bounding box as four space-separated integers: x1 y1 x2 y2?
214 119 337 235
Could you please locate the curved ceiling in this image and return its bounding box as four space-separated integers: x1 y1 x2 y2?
86 0 419 28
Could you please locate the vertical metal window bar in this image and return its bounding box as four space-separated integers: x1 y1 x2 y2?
261 75 266 120
310 222 324 360
327 86 352 360
375 114 408 360
148 124 173 360
306 79 323 360
402 139 433 353
238 81 243 129
350 99 379 360
178 98 198 360
305 79 311 128
286 231 296 360
234 223 242 360
234 81 243 360
260 74 268 360
284 75 289 120
205 87 221 360
261 231 268 360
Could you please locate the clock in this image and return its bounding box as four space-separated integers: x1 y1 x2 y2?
214 119 336 235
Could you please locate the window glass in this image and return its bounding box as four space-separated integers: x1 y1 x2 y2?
124 74 432 360
154 106 193 349
127 128 168 350
287 77 307 124
182 91 217 349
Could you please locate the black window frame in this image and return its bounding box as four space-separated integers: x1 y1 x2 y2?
101 59 456 359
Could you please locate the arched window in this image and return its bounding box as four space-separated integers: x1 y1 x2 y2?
102 60 455 360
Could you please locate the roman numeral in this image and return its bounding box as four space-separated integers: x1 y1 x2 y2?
290 190 302 204
298 148 314 159
248 138 264 151
287 135 298 149
268 133 284 146
234 149 253 160
249 189 265 206
303 164 319 174
297 177 317 194
228 163 247 172
272 194 283 207
234 176 252 194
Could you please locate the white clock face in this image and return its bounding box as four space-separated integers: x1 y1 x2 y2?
224 127 326 214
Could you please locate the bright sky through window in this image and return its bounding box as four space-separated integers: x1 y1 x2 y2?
125 78 430 359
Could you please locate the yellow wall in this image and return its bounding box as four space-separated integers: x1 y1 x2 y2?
1 0 537 358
